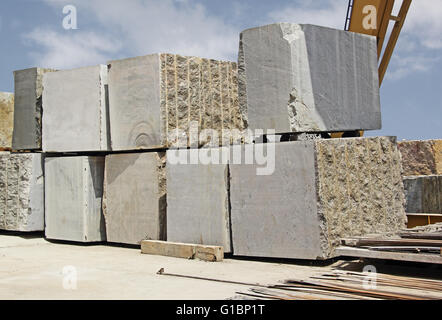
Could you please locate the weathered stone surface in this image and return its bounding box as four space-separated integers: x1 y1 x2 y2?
0 92 14 149
398 140 442 176
166 148 231 252
103 152 166 245
403 175 441 214
42 65 109 152
45 156 105 242
12 68 56 150
239 23 381 133
0 152 44 231
230 137 406 260
107 54 244 151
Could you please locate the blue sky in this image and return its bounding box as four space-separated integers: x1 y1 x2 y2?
0 0 440 140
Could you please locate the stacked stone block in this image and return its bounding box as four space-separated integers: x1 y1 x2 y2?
230 137 406 259
12 68 56 150
238 23 381 134
107 54 244 151
398 140 442 214
42 65 110 152
45 156 106 242
0 92 14 150
103 152 166 245
0 152 44 232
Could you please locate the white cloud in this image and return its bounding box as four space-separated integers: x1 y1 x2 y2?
386 55 440 81
25 0 239 69
267 1 347 29
23 28 122 69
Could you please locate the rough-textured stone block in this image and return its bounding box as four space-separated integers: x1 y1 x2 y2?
239 23 381 133
45 156 105 242
0 152 44 231
42 65 109 152
102 152 166 245
398 140 442 176
230 137 406 260
404 175 441 214
0 92 14 150
12 68 56 150
166 148 231 252
107 54 244 151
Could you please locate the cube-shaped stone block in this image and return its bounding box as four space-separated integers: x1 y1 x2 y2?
107 54 245 151
45 156 105 242
166 148 231 252
12 68 56 150
0 92 14 150
42 65 109 152
0 152 44 231
398 140 442 176
404 175 441 214
230 137 406 260
238 23 381 133
103 152 166 245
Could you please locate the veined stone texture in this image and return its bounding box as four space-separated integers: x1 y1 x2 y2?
0 92 14 149
12 68 56 150
108 54 244 151
230 137 406 260
45 156 105 242
398 140 442 176
166 148 231 252
239 23 381 133
103 152 166 245
403 175 441 214
0 152 44 231
42 65 109 152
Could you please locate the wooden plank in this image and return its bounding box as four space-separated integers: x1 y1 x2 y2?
379 0 412 84
400 232 442 240
342 237 442 247
335 246 442 264
141 240 223 262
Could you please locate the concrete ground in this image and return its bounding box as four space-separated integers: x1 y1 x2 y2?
1 232 441 300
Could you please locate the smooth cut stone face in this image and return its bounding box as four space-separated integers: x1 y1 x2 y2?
45 156 105 242
42 65 109 152
103 152 166 245
404 175 442 214
398 140 442 176
239 23 381 134
166 148 231 252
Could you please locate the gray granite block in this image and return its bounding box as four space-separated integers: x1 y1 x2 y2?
238 23 381 133
103 152 166 245
42 65 109 152
45 156 105 242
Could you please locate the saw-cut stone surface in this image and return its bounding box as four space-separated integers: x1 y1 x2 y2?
107 54 244 151
398 140 442 176
166 148 231 252
42 65 109 152
238 23 381 133
103 152 166 245
403 175 441 214
0 92 14 150
230 137 406 260
0 152 44 231
12 68 56 150
45 156 105 242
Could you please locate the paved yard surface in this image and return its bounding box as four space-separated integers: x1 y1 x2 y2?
1 232 441 300
0 233 338 300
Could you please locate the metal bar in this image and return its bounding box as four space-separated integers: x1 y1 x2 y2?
344 0 354 30
379 0 412 84
377 0 396 57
